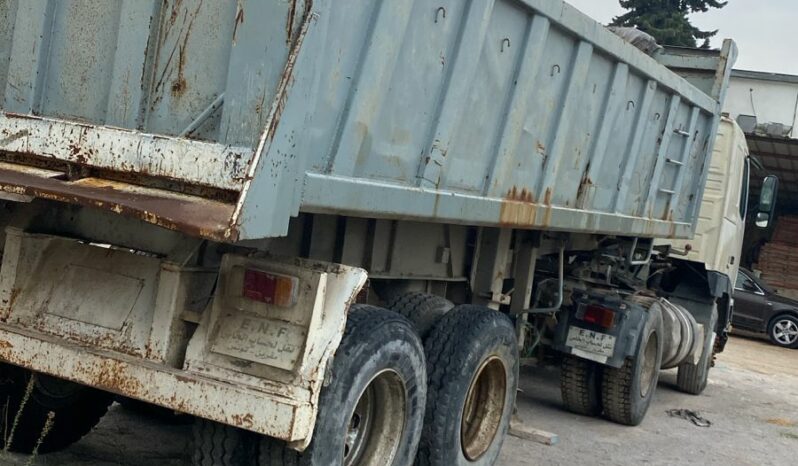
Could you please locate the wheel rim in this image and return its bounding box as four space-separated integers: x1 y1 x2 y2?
773 319 798 346
460 356 507 461
343 369 407 466
639 333 659 397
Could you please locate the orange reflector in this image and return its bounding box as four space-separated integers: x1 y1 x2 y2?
242 269 298 307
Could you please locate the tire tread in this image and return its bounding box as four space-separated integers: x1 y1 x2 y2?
560 356 601 416
387 292 454 338
418 305 517 466
256 304 426 466
601 359 635 425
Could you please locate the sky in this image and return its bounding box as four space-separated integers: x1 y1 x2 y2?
566 0 798 75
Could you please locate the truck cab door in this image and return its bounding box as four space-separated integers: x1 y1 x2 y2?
733 271 768 329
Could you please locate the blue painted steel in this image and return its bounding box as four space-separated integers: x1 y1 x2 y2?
0 0 736 242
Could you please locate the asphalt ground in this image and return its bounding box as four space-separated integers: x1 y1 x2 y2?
4 334 795 465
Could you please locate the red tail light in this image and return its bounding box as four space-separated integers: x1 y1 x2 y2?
580 304 616 329
242 269 298 307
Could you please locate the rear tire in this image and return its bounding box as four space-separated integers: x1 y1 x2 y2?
192 420 258 466
387 292 454 338
417 305 518 466
258 305 427 466
768 314 798 349
0 365 113 453
677 305 718 395
560 356 602 416
601 304 663 426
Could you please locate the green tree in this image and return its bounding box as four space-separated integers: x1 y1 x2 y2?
611 0 727 48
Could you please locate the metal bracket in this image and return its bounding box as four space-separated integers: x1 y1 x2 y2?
627 237 654 266
524 242 565 314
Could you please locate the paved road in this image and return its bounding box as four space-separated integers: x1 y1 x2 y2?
501 334 798 466
3 335 796 465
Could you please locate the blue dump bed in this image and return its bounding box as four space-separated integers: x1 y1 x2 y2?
0 0 735 241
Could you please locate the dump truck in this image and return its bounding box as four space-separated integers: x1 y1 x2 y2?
0 1 775 465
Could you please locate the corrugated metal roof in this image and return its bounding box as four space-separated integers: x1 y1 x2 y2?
747 135 798 207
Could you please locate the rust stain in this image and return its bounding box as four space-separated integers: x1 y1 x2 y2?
506 186 534 203
171 0 203 98
169 0 182 26
285 0 297 45
535 141 546 157
233 3 245 44
7 287 21 309
258 1 311 146
668 220 676 239
4 112 41 121
541 187 553 227
85 359 144 395
0 167 237 242
151 0 203 103
232 413 255 429
576 173 592 205
499 186 537 226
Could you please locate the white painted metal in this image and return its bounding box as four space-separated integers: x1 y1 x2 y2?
0 229 368 448
660 118 748 283
0 113 253 190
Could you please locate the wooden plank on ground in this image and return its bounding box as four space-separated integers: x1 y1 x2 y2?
509 417 559 446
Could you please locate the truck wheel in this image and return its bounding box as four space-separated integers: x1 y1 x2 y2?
258 304 427 466
767 314 798 349
0 364 113 453
560 356 602 416
677 305 718 395
192 420 258 466
601 304 663 426
417 305 518 466
387 292 454 338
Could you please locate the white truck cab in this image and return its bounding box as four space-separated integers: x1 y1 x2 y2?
664 117 750 283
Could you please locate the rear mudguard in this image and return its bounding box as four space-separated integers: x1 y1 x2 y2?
551 291 650 369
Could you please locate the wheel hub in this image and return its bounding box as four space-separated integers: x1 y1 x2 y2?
461 356 507 461
773 319 798 346
343 369 407 466
639 333 659 397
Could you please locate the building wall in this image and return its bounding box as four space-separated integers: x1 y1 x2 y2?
724 72 798 137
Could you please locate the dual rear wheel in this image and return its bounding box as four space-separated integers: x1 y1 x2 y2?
194 297 519 466
560 303 664 426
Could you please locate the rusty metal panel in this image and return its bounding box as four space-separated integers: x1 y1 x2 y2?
236 0 736 240
0 327 307 441
0 113 252 190
0 230 368 447
0 0 735 242
0 166 236 240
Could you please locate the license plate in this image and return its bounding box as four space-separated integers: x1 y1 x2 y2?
566 326 616 361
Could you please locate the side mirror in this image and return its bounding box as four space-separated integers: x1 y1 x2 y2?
755 175 779 229
743 279 757 291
